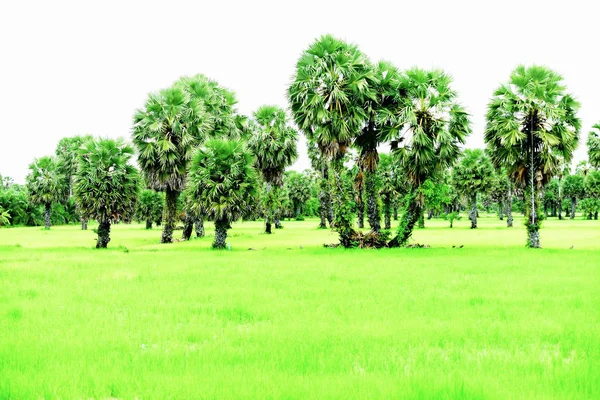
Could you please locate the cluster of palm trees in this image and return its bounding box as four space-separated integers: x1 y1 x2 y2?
2 34 600 250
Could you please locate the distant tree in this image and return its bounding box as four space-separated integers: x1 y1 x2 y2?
542 179 559 217
485 65 580 247
288 34 376 247
562 174 585 219
307 140 332 229
73 138 139 248
186 140 258 249
136 189 164 229
387 68 470 246
285 171 312 219
132 84 209 243
588 123 600 168
488 170 510 221
453 149 494 228
247 105 298 233
584 170 600 219
26 156 66 229
0 206 10 227
378 153 401 229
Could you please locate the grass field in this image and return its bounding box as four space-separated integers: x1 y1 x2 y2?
1 215 599 399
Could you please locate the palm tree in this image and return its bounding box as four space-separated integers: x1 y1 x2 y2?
247 105 298 234
55 135 93 197
588 123 600 168
132 85 208 243
136 189 163 229
485 65 581 247
288 34 375 247
26 156 67 229
584 170 600 219
452 149 494 229
186 139 258 249
285 171 311 219
387 68 471 246
73 138 139 248
354 61 402 232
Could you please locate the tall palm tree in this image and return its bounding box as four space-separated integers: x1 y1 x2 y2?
247 105 298 234
485 65 581 248
73 138 139 248
132 85 209 243
26 156 67 229
387 68 471 246
354 61 402 232
588 123 600 168
452 149 494 229
186 139 258 249
288 34 376 247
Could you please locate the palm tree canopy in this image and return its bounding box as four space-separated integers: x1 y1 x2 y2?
453 149 494 195
587 123 600 168
391 68 471 188
288 34 376 158
485 65 581 188
186 139 258 222
247 105 298 185
73 138 139 222
26 156 67 206
132 85 208 191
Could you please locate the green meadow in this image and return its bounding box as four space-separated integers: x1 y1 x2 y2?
1 216 599 399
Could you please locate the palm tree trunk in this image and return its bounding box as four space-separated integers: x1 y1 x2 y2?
365 170 380 232
570 198 576 219
145 220 152 229
182 212 193 240
44 203 51 230
384 199 391 230
469 194 478 229
393 206 398 221
330 157 354 247
506 187 513 227
356 197 364 229
558 179 563 220
195 215 204 237
81 218 87 230
265 217 272 234
96 219 111 248
525 188 541 248
161 187 178 244
498 201 504 220
213 217 228 249
318 166 329 229
275 217 282 229
389 192 422 247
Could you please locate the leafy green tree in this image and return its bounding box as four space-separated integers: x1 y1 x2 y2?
587 123 600 168
133 84 208 243
136 189 164 229
0 206 10 227
0 185 43 226
584 170 600 219
488 170 510 221
285 171 311 219
562 174 584 219
543 179 559 217
288 34 375 247
388 68 470 246
247 105 298 233
378 153 401 229
26 156 67 229
73 138 139 248
452 149 493 228
485 65 580 248
186 139 258 249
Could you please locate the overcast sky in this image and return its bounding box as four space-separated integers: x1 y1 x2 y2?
1 0 597 183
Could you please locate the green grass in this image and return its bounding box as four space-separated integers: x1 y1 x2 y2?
0 216 599 399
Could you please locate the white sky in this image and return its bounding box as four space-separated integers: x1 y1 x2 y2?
1 0 598 183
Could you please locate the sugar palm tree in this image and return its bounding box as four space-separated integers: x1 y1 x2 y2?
73 138 139 248
247 105 298 234
285 171 311 219
387 68 471 246
452 149 494 228
485 65 581 247
55 135 93 197
132 85 209 243
26 156 67 229
136 189 163 229
562 174 584 219
288 34 376 247
588 123 600 168
186 139 258 249
354 61 402 232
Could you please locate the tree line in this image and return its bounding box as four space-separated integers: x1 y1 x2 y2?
1 35 600 249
